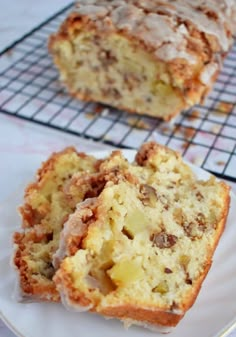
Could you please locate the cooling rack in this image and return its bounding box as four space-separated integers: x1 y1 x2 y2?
0 3 236 183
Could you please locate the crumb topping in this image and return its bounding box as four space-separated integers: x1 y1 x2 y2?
75 0 236 64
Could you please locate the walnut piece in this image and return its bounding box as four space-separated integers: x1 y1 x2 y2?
139 184 157 207
151 231 178 248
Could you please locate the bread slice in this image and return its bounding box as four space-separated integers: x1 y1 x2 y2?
53 142 230 331
12 146 140 301
13 147 100 301
48 1 236 120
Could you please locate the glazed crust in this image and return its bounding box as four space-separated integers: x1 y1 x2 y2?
99 305 183 328
48 1 236 120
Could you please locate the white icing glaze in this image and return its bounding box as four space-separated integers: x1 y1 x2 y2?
53 198 97 269
75 0 236 66
122 318 175 333
155 42 197 64
76 5 108 18
200 62 218 84
59 286 92 312
148 0 231 51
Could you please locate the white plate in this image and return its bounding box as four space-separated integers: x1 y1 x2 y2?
0 150 236 337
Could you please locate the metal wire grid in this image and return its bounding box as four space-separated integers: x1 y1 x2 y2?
0 3 236 182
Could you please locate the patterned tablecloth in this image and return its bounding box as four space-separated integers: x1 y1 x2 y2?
0 1 236 337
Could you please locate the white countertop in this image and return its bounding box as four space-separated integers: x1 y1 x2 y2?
0 2 235 337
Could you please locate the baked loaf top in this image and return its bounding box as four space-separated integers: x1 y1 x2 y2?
53 142 230 331
75 0 236 65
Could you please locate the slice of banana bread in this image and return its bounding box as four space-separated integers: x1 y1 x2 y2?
49 0 236 120
53 142 230 331
13 147 100 301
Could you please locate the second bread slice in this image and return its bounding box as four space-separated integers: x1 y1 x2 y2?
54 142 230 332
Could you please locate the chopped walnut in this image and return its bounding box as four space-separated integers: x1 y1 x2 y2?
139 184 157 207
196 191 204 201
185 272 193 285
183 213 207 238
185 278 193 285
196 212 206 231
151 231 178 248
98 49 117 67
101 87 121 99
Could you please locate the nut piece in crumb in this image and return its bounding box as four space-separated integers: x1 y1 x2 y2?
139 184 157 207
151 231 178 248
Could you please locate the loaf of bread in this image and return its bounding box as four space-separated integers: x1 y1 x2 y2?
13 147 100 301
53 142 230 332
48 0 236 120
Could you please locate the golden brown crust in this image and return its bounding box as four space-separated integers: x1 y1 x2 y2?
13 231 60 302
55 264 93 308
177 185 230 312
135 141 180 166
20 147 82 229
99 304 183 328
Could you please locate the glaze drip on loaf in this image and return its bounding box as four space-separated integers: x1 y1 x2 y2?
49 0 236 120
75 0 236 58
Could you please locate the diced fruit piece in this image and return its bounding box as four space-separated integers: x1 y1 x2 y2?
152 280 169 294
108 259 144 287
124 209 148 237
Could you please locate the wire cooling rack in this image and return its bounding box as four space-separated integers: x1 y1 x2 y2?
0 3 236 183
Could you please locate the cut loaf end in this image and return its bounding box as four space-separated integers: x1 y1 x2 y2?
48 1 236 120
